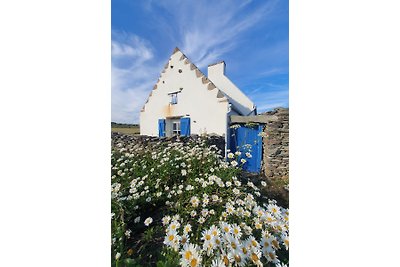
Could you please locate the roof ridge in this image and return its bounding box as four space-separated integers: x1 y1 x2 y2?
208 60 225 67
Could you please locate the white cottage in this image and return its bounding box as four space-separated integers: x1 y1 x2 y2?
140 47 256 138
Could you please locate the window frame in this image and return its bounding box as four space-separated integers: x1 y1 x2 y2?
172 121 181 136
170 93 178 105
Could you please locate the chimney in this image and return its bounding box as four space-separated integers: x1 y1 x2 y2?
208 61 226 78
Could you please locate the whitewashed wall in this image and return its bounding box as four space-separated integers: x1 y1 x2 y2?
208 62 256 116
140 50 229 136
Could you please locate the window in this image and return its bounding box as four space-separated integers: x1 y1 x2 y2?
172 121 181 136
170 93 178 105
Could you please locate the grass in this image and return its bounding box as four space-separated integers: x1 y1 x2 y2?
112 126 140 135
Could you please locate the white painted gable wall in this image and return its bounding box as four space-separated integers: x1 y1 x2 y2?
140 50 229 136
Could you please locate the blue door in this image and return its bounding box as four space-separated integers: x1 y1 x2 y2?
229 124 263 173
158 119 166 137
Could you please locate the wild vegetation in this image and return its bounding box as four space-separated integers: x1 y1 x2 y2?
111 135 289 267
112 122 140 135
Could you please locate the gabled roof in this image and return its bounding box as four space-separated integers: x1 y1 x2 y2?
140 47 229 113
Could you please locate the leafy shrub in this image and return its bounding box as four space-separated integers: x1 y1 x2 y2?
111 136 289 266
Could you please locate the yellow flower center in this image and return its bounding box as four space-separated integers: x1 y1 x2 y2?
234 255 241 263
251 240 258 247
171 225 176 230
224 227 229 233
215 239 221 245
284 239 289 246
212 230 218 236
264 241 269 247
242 247 248 254
272 240 279 248
223 256 229 266
185 251 192 260
205 234 211 240
190 258 198 267
168 235 174 241
251 253 259 262
272 208 277 213
231 242 237 249
268 252 276 259
234 228 239 234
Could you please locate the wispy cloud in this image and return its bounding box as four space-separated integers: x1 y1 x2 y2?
149 0 278 68
247 83 288 113
111 31 162 123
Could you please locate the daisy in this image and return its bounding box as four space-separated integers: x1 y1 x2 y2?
181 234 190 245
201 209 209 217
282 234 289 250
209 225 220 237
163 230 179 247
190 196 200 207
168 220 181 232
144 217 153 226
179 243 199 263
249 249 263 267
183 224 192 234
220 222 231 235
226 234 240 251
231 224 242 239
228 248 247 267
198 217 205 224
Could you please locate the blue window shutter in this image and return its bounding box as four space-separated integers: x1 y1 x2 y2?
158 119 166 137
180 117 190 136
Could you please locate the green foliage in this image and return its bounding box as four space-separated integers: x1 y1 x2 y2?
111 136 289 266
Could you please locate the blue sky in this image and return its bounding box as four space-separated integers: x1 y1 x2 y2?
112 0 288 123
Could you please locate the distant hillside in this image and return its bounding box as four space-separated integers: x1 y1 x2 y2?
111 122 139 128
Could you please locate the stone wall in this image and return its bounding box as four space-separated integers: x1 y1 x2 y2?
262 108 289 181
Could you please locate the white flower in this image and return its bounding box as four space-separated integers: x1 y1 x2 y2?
233 188 240 195
246 152 252 158
144 217 153 226
115 252 121 260
190 196 200 207
134 216 140 223
261 181 267 187
125 229 131 238
198 217 205 224
231 161 238 167
183 224 192 234
228 153 234 159
240 158 247 164
162 216 171 226
181 169 187 176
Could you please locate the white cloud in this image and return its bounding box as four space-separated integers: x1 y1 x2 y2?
149 0 278 68
111 32 161 123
